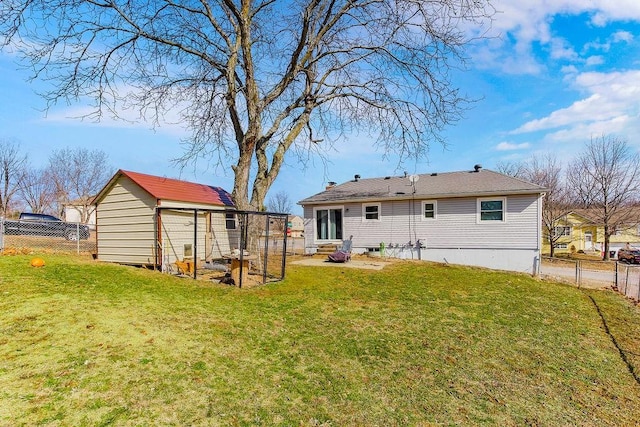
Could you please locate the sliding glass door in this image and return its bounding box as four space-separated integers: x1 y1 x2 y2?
315 207 343 241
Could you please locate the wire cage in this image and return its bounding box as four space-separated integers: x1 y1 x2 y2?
155 208 289 287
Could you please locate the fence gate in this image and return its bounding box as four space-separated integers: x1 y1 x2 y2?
156 208 288 287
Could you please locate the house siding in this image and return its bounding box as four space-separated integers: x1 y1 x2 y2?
96 176 157 265
303 194 541 273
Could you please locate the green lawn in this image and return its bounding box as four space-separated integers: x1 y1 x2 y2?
1 255 639 426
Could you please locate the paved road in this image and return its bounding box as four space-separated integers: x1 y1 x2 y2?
541 262 640 298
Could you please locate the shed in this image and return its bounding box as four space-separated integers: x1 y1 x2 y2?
93 169 236 267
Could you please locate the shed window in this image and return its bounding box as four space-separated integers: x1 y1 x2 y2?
225 213 237 230
478 198 506 222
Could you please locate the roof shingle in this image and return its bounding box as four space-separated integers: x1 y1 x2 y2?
96 169 234 207
299 169 545 205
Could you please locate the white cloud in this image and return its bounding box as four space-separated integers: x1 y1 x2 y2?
512 70 640 140
550 38 579 60
474 0 640 74
495 141 531 151
42 104 189 137
585 55 605 66
561 65 579 75
612 30 633 43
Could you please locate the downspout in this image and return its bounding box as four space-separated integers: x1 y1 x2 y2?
193 209 198 280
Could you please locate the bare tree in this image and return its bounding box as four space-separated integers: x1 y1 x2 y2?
0 0 494 211
495 160 527 178
567 135 640 260
0 139 28 217
48 148 114 222
266 191 293 214
19 167 56 214
521 155 572 258
266 190 293 232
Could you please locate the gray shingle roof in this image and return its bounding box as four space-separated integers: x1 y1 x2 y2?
298 169 546 205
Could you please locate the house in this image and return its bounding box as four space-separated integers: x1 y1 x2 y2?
544 209 640 257
63 200 97 229
93 170 236 268
288 215 304 238
298 166 546 274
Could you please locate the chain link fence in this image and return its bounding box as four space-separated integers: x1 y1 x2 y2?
1 216 97 255
156 208 289 287
541 256 640 302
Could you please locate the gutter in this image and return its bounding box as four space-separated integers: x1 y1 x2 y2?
299 189 546 206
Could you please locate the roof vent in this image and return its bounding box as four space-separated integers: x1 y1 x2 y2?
431 172 438 176
384 176 391 180
326 181 337 190
354 174 361 182
474 164 482 172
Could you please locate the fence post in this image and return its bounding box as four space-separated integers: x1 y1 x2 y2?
575 260 580 287
615 262 618 289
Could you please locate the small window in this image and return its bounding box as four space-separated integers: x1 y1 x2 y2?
554 243 568 249
478 198 505 222
363 203 381 221
553 226 571 237
422 201 437 220
225 213 237 230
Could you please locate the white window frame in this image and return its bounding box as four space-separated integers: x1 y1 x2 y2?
314 205 344 243
553 226 571 237
422 200 437 221
554 243 568 249
362 203 381 222
477 197 506 223
225 212 237 230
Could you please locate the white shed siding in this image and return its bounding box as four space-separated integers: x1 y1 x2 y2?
207 213 240 258
160 210 207 264
96 176 157 265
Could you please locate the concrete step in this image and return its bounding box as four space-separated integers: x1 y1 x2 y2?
316 244 338 255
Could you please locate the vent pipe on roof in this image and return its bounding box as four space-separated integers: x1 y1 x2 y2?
354 174 361 182
326 181 337 190
474 164 482 172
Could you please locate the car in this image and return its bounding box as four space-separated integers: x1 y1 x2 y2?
3 212 90 240
617 248 640 264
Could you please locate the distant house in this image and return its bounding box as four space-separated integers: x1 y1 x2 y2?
93 170 236 268
298 166 546 274
545 209 640 257
63 201 97 229
289 215 304 238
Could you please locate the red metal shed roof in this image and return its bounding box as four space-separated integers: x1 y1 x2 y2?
99 169 234 207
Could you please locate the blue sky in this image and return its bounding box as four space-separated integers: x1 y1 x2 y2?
1 0 640 215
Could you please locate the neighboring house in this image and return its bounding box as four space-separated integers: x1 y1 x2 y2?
63 201 97 229
298 166 546 274
544 209 640 257
289 215 304 238
93 170 236 268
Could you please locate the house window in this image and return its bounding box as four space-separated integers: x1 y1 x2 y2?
316 207 343 241
553 226 571 236
478 198 505 222
225 213 237 230
422 201 437 220
363 203 381 221
554 243 568 249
